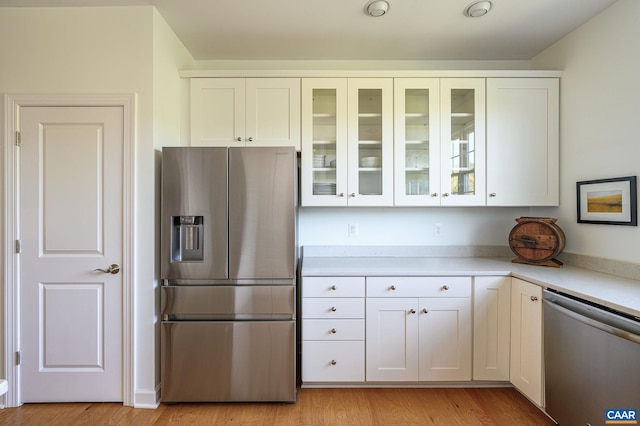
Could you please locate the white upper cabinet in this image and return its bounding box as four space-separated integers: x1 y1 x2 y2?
394 79 441 206
440 78 486 206
301 78 394 206
486 78 559 206
394 78 486 206
190 78 300 148
301 78 349 206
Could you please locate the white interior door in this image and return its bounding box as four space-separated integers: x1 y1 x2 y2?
19 106 124 402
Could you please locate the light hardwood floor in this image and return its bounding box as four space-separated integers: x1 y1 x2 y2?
0 388 555 425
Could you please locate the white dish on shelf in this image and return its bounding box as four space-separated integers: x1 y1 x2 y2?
360 156 380 167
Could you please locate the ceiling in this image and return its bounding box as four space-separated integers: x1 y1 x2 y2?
0 0 618 61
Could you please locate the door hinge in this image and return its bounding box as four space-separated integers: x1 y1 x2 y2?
15 131 21 146
16 351 21 366
15 240 21 254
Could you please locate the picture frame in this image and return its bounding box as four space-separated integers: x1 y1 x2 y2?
576 176 637 225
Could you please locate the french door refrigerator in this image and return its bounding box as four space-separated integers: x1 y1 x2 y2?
160 146 297 403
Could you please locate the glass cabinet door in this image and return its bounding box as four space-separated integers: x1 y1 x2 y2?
394 79 440 206
301 79 348 206
440 78 486 206
347 78 394 206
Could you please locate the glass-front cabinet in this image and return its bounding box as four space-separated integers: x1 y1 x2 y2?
440 78 486 206
394 79 441 206
301 79 348 206
302 78 393 206
394 78 485 206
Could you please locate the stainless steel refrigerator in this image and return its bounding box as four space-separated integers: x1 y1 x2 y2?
160 146 297 403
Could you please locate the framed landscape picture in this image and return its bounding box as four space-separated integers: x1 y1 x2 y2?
577 176 637 225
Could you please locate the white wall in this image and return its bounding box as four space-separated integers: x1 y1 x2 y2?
299 207 531 247
0 6 192 407
531 0 640 264
150 8 194 403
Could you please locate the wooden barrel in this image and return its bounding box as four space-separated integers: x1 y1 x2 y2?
508 217 566 267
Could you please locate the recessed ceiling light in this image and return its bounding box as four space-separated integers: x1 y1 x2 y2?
366 0 389 17
464 1 493 18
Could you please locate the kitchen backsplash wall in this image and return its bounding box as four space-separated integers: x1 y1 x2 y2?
299 206 534 247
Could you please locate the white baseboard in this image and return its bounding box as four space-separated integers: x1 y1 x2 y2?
133 385 161 409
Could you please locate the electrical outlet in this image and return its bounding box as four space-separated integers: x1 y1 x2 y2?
434 223 442 236
348 223 358 237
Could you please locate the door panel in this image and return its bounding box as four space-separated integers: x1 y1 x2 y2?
20 106 123 402
228 147 295 280
161 321 296 402
160 147 229 280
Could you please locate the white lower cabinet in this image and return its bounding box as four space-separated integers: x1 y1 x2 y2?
302 274 531 387
473 276 511 381
510 277 543 406
301 277 365 383
366 277 472 382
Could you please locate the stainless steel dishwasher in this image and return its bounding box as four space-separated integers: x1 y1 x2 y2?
543 289 640 425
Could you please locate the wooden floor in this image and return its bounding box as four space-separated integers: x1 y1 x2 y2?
0 388 554 425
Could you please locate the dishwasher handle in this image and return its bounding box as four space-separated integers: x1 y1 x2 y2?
543 294 640 345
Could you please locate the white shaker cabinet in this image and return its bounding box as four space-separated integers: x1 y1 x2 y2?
366 277 472 382
473 276 511 381
394 78 486 206
439 78 486 206
301 276 366 383
510 277 544 407
190 78 300 148
486 78 559 206
301 78 394 206
393 78 441 206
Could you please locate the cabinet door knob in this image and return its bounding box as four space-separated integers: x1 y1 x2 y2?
409 309 416 314
330 328 337 334
431 193 438 197
442 193 450 197
338 192 345 198
349 193 356 197
330 360 337 366
247 137 254 142
422 308 428 314
530 296 539 302
442 285 450 291
330 306 337 312
236 137 242 142
489 193 497 197
389 285 396 290
330 285 337 290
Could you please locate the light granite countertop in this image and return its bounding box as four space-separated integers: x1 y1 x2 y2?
301 256 640 318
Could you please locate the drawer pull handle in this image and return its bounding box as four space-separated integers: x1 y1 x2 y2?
409 309 416 314
442 285 450 291
330 307 337 312
330 360 337 366
331 328 337 334
422 308 428 314
390 285 396 290
530 296 539 302
330 285 337 290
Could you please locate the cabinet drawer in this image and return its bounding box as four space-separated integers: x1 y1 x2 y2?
302 341 365 382
302 276 365 297
366 276 471 298
303 319 365 341
302 298 364 319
